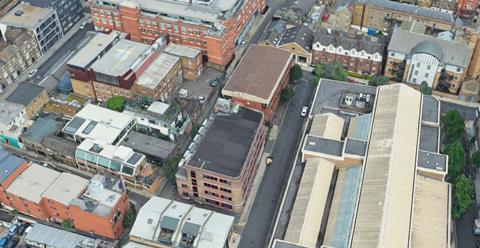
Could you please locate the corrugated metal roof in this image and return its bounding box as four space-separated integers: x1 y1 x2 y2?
284 158 335 247
351 84 421 248
411 176 450 248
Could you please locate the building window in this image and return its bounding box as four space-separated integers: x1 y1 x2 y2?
457 67 461 72
414 70 419 76
390 52 395 57
427 65 431 70
425 73 429 77
416 63 420 67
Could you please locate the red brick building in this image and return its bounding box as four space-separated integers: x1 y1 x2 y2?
222 45 293 120
87 0 267 68
312 28 386 75
176 107 265 213
0 152 128 240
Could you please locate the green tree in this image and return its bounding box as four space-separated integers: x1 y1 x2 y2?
164 156 181 185
444 109 465 142
106 96 126 112
368 75 389 86
191 124 201 138
123 204 137 228
281 85 294 102
419 81 432 95
62 219 73 230
452 175 474 219
445 140 465 180
472 150 480 167
290 64 303 82
316 62 347 81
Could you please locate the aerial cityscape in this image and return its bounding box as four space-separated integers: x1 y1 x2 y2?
0 0 480 247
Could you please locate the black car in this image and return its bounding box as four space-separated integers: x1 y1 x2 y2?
5 237 18 248
16 224 27 236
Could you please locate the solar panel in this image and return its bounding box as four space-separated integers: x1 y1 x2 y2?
64 117 86 135
126 153 143 165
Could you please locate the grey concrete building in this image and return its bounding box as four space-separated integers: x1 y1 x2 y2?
0 3 63 54
22 0 84 32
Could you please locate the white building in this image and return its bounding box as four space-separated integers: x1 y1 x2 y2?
0 3 63 54
130 197 235 248
62 104 136 145
0 101 27 148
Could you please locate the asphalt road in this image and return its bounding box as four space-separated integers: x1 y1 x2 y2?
456 205 478 248
239 77 316 248
25 23 94 85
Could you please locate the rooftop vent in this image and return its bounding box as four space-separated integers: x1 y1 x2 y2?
14 10 23 16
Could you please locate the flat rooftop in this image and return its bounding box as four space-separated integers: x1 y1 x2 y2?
421 95 439 124
63 104 135 145
417 151 447 172
311 79 376 116
419 125 439 153
6 163 61 204
67 32 119 69
344 138 367 157
42 173 88 205
222 45 292 104
0 3 53 29
103 0 240 22
72 174 124 217
90 39 149 77
121 131 175 160
189 108 262 177
164 44 202 59
272 240 309 248
136 53 179 89
303 135 344 157
130 196 234 248
0 101 23 126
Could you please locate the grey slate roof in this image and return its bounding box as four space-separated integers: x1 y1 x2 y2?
304 135 344 157
314 28 386 55
278 25 314 52
189 108 262 177
388 29 472 68
358 0 456 24
6 83 45 106
411 41 443 61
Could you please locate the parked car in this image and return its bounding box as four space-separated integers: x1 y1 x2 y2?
80 22 87 29
24 225 32 236
8 224 19 235
16 224 27 236
5 237 18 248
27 69 38 79
198 96 206 104
0 235 11 247
301 106 308 117
474 218 480 235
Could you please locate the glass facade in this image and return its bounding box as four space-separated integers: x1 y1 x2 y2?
75 147 142 176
